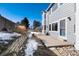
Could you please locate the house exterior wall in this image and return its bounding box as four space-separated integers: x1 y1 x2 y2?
42 12 46 34
42 3 76 44
75 3 79 50
46 11 50 34
66 14 76 44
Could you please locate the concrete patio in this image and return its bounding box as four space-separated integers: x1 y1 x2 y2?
35 34 74 48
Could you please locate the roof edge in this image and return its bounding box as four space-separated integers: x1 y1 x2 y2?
45 3 55 12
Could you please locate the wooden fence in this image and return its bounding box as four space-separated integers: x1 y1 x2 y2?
0 33 27 56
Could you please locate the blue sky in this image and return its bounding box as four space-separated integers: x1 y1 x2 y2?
0 3 49 27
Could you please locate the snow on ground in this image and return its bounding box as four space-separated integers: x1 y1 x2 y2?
25 39 38 56
25 32 39 56
0 32 21 40
31 32 41 34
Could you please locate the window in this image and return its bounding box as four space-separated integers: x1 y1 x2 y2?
44 14 46 19
52 23 58 31
49 24 51 31
60 3 63 5
60 20 65 36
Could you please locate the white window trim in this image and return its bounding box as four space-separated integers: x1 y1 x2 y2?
50 21 58 32
58 17 67 40
49 23 51 32
58 3 63 8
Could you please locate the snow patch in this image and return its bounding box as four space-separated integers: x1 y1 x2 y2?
0 32 21 40
25 32 39 56
31 32 41 35
25 39 38 56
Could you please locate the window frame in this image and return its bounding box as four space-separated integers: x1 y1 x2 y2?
49 24 51 31
52 22 58 31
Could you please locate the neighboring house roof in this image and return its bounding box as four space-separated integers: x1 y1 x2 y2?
0 14 16 25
